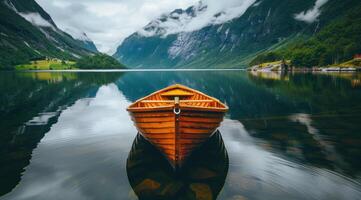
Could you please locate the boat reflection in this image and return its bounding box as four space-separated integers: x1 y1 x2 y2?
126 131 229 200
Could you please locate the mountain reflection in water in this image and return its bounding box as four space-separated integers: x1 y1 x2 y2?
0 71 360 200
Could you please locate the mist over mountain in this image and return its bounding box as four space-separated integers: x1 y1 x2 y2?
0 0 98 69
1 0 360 69
114 0 361 68
65 28 99 53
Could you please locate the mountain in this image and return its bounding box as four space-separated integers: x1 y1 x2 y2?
77 37 98 53
250 3 361 67
0 0 96 69
77 53 126 69
114 0 361 68
65 28 98 53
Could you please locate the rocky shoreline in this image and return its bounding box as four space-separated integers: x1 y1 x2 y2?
249 66 361 72
249 61 361 72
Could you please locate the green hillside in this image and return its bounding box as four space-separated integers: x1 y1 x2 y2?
251 5 361 67
77 54 127 69
114 0 361 69
0 0 94 70
14 54 126 70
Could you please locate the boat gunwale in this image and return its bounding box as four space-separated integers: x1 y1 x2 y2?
128 105 228 112
127 84 229 111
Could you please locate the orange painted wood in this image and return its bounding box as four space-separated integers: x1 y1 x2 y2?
136 122 175 129
132 117 174 123
180 116 223 123
131 112 173 118
127 84 228 169
180 112 224 118
140 134 174 139
180 122 220 129
179 128 216 134
137 128 175 134
160 89 194 97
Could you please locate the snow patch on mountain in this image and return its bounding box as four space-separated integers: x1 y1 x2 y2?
294 0 329 23
23 41 31 48
71 52 81 58
138 0 257 37
138 2 207 37
252 1 262 7
3 0 16 11
168 32 198 60
65 28 92 42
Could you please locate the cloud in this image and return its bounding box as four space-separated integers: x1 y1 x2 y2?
35 0 198 53
139 0 257 37
4 0 55 29
35 0 258 53
294 0 329 23
19 12 54 28
5 84 136 200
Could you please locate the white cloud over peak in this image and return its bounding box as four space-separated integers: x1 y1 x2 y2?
185 0 257 31
294 0 329 23
35 0 198 53
139 0 257 37
35 0 258 53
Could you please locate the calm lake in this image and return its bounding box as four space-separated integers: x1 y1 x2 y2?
0 70 361 200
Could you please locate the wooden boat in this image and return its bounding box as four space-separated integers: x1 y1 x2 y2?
127 84 228 169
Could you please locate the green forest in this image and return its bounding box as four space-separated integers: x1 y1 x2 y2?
250 6 361 68
76 54 126 69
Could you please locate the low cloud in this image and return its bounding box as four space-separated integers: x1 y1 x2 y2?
19 12 54 28
35 0 198 53
294 0 329 23
139 0 257 37
35 0 258 53
5 0 55 29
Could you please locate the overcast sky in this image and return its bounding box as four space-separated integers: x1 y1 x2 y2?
35 0 198 53
35 0 261 54
35 0 322 53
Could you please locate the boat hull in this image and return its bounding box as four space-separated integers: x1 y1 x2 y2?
129 108 225 168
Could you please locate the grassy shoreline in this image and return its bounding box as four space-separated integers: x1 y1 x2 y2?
15 54 126 71
15 60 77 70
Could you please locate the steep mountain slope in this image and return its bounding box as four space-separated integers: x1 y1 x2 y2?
77 37 98 53
114 0 361 68
251 3 361 67
0 0 97 69
65 28 98 53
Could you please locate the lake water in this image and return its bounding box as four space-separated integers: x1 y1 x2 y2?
0 71 360 200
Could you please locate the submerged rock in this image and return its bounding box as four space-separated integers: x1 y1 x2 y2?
134 179 161 193
160 181 183 196
190 183 213 200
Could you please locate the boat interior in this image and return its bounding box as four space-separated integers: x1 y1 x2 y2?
127 84 228 110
